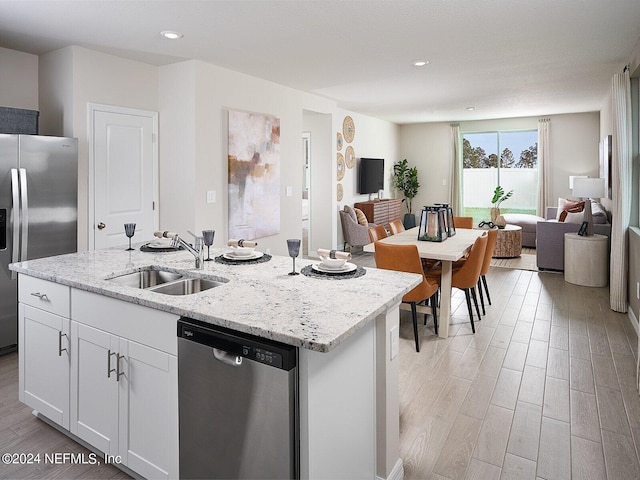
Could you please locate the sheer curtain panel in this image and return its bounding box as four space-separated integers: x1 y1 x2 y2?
537 118 551 216
610 70 632 313
450 123 463 216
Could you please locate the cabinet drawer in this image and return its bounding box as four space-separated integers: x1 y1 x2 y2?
19 275 70 318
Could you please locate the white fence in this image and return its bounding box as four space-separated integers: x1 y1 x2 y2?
463 168 538 210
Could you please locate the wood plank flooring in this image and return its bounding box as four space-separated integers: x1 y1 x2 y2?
1 253 638 479
380 255 640 480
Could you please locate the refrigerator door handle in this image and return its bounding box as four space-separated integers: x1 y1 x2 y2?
19 168 28 261
10 169 20 279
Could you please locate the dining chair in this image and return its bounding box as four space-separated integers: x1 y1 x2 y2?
374 242 439 352
424 232 487 333
476 227 498 315
388 219 405 235
453 216 474 229
368 224 388 243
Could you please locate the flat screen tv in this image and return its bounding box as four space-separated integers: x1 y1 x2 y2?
358 158 384 194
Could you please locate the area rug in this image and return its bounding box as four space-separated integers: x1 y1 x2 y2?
490 248 538 272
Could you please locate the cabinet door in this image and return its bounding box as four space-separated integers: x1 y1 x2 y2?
70 321 119 456
18 304 70 429
118 338 178 479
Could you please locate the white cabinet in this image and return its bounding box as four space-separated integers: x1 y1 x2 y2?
17 274 178 480
70 321 178 479
18 304 70 429
71 289 179 479
18 275 71 430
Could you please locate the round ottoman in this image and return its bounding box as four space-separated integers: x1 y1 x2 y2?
502 213 545 248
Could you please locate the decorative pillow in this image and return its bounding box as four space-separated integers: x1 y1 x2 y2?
557 198 585 222
353 207 369 226
564 211 584 223
344 205 357 223
591 200 608 224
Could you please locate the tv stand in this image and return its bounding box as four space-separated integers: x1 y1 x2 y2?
354 199 402 229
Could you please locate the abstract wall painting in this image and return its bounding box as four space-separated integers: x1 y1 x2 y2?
228 110 281 240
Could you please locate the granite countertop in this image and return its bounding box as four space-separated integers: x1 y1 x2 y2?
9 244 421 352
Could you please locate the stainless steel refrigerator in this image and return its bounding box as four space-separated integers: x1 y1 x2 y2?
0 134 78 354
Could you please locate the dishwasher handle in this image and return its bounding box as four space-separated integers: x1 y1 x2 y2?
213 348 243 367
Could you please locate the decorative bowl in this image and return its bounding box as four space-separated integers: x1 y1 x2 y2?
230 246 255 256
320 256 347 269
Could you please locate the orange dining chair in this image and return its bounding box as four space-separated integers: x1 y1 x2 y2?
476 227 498 315
388 219 405 235
425 232 487 333
368 224 388 243
453 216 474 229
374 242 439 352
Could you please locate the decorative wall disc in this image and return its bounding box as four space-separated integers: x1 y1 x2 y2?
337 183 344 202
337 132 344 151
345 145 355 169
337 153 345 180
343 116 355 143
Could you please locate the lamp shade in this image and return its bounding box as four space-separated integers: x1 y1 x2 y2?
572 177 606 199
569 175 588 189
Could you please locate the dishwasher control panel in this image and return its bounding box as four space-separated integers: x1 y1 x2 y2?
178 318 297 371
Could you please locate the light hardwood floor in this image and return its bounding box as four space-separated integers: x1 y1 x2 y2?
1 255 639 479
383 257 640 480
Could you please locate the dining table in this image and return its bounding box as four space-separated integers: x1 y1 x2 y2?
364 227 485 338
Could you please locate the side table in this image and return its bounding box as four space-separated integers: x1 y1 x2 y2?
492 225 522 258
564 233 608 287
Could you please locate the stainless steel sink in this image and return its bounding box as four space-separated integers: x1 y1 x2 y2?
107 268 183 288
148 278 224 296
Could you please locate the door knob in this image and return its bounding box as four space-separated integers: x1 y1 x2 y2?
97 222 106 230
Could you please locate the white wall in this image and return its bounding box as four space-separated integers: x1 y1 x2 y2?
39 46 159 250
400 112 601 218
0 47 38 110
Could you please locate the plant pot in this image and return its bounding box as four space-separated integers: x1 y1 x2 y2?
403 213 416 229
490 207 507 227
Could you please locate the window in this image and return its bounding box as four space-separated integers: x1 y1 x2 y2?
462 130 538 223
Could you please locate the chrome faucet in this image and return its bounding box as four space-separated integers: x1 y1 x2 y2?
171 234 205 270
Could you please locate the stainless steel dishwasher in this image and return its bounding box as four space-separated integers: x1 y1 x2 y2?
177 317 299 479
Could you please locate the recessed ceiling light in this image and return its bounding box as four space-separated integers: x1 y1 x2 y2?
160 31 183 40
412 60 429 67
466 106 476 111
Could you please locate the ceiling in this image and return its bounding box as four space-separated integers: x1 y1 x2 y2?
1 0 639 124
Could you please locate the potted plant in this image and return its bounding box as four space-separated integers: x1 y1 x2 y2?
490 186 513 227
392 159 420 228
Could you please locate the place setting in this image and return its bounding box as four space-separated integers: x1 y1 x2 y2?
301 248 366 280
215 239 272 265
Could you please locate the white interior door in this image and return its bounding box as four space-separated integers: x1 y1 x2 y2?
89 105 158 250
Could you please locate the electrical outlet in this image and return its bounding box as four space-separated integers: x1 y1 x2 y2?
390 325 399 360
441 178 447 186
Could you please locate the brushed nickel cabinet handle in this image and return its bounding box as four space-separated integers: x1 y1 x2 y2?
107 349 116 378
30 292 49 301
58 331 68 356
116 353 125 381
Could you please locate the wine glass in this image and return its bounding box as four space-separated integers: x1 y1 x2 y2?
202 230 215 261
287 239 301 275
124 223 136 251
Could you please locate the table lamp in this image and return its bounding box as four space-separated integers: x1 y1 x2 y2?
572 177 606 236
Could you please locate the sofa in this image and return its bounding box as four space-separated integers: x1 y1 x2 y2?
536 206 611 271
502 213 545 247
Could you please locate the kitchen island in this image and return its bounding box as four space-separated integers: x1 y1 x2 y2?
10 245 420 480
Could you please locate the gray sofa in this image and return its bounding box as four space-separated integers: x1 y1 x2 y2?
536 207 611 271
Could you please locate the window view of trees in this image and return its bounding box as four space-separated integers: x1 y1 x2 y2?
462 138 537 169
462 130 538 223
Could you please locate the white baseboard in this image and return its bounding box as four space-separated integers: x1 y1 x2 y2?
628 308 639 336
377 458 404 480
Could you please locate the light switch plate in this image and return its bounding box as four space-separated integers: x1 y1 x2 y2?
286 186 293 197
206 190 216 204
390 325 399 360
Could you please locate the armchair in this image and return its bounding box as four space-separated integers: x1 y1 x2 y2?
339 206 375 252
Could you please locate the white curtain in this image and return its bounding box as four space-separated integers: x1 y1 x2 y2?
537 118 551 216
610 70 632 313
450 123 463 215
